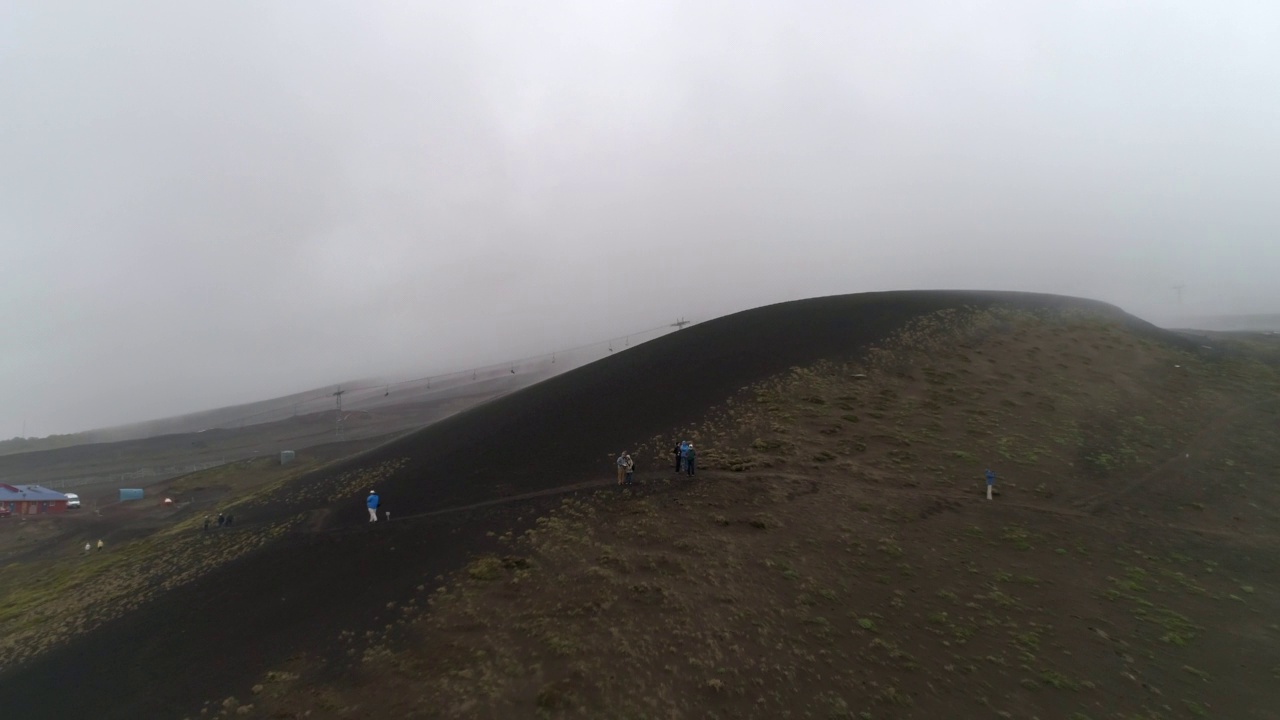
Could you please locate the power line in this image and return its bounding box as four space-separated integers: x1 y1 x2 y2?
206 318 685 432
365 320 678 399
332 388 346 441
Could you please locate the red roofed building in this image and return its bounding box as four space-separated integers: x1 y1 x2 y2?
0 484 69 516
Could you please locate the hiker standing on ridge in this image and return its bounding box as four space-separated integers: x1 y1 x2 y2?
367 490 380 522
217 513 225 527
679 440 690 472
623 452 636 486
96 539 104 551
672 442 682 472
685 443 697 477
985 469 996 500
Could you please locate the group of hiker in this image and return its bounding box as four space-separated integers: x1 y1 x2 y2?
202 512 235 532
614 440 699 488
674 440 696 476
616 451 636 485
608 443 993 499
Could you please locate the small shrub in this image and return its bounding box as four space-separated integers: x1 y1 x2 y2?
1038 670 1078 690
536 681 575 709
467 556 504 581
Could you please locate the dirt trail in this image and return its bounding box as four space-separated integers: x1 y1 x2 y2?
1076 397 1280 514
746 469 1280 544
320 478 616 535
313 468 1280 548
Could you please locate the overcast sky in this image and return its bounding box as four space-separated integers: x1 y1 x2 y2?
2 1 1278 436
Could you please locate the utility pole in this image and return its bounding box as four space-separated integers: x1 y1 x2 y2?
671 317 690 330
333 388 345 441
1173 284 1185 304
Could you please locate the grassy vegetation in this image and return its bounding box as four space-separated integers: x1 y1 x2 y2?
0 455 407 670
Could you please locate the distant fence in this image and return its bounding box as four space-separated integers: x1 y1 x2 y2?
41 462 228 491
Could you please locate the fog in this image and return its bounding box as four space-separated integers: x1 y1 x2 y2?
2 2 1278 436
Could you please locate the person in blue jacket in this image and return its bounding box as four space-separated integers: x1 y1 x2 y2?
985 469 996 500
367 490 380 522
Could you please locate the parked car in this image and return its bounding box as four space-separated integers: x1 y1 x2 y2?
65 493 81 509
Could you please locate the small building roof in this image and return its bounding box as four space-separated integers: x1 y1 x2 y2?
0 484 69 502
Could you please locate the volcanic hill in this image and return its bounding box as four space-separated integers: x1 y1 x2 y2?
2 290 1278 720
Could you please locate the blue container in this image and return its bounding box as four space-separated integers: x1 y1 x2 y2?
119 488 144 501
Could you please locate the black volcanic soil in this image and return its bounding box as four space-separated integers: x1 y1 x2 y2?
0 291 1200 719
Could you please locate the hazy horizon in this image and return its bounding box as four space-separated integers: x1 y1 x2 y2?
4 2 1278 436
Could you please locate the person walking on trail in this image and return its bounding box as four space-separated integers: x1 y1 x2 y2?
225 514 234 527
217 513 225 527
616 452 630 486
685 443 697 477
672 442 682 472
84 542 91 553
96 539 104 552
622 452 636 486
985 469 996 500
367 490 380 522
679 440 690 472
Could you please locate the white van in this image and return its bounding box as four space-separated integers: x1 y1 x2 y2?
65 493 81 509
